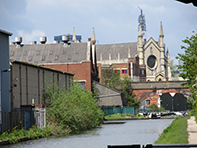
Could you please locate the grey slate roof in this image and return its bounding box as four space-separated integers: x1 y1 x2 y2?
9 42 138 65
96 42 137 61
9 43 88 64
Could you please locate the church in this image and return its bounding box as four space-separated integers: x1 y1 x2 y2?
96 10 171 83
96 21 171 82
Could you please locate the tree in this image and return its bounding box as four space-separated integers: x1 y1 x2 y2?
169 59 179 80
176 32 197 116
148 103 165 112
120 77 140 108
106 72 140 108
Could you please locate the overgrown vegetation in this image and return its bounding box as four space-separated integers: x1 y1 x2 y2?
176 32 197 119
44 82 104 134
155 116 189 144
105 71 140 108
147 103 165 112
0 126 51 144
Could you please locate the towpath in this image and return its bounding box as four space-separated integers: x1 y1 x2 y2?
187 116 197 144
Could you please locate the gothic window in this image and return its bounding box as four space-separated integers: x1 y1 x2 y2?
147 55 157 69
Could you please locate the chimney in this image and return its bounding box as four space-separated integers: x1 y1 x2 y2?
30 41 37 44
62 35 69 43
15 37 22 45
40 36 47 44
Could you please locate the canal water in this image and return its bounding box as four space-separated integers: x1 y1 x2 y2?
2 119 174 148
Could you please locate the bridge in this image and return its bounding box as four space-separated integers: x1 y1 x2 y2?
131 80 188 90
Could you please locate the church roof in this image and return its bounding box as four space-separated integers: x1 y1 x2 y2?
96 42 137 61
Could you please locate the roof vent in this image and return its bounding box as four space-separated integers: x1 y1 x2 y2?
62 35 69 43
40 36 47 44
53 40 59 44
30 41 37 44
15 37 22 45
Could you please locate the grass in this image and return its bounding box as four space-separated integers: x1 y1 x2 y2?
104 113 147 120
154 116 189 144
0 126 52 145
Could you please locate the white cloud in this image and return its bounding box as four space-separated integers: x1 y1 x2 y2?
17 30 45 43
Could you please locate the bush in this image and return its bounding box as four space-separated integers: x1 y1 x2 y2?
44 82 104 133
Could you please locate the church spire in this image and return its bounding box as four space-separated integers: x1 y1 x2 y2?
158 21 164 48
138 23 143 37
159 21 164 37
92 27 96 44
137 23 144 65
72 26 76 42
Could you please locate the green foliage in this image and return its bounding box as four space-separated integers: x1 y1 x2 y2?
108 71 121 90
176 32 197 119
155 116 189 144
169 59 179 80
148 103 165 112
105 113 139 120
44 82 104 134
0 126 51 144
106 72 140 108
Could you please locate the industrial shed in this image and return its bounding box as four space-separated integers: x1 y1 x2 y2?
10 60 74 109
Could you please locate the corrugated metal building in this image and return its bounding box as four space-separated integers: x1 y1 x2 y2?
10 60 74 109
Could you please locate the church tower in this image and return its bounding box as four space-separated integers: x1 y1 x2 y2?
159 21 165 76
137 24 144 65
138 7 147 42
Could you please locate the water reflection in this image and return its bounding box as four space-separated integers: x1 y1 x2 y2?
2 119 173 148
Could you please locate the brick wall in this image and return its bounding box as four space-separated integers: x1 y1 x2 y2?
112 63 129 78
43 61 92 92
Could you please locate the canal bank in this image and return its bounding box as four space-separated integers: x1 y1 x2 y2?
1 119 174 148
187 116 197 144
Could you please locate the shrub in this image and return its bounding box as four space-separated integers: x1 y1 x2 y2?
44 82 104 133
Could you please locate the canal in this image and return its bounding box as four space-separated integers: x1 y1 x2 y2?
2 119 174 148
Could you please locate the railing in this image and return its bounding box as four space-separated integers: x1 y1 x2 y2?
0 108 46 132
108 144 197 148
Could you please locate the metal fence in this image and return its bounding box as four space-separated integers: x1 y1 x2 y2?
101 106 135 115
0 108 46 132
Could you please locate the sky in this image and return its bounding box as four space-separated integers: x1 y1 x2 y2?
0 0 197 64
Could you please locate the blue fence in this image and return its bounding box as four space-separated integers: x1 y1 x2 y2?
101 107 135 115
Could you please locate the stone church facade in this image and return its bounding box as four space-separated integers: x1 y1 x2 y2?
138 22 171 81
96 22 171 82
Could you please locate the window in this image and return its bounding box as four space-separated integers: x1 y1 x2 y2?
49 50 53 55
122 69 127 74
75 49 79 54
141 70 144 75
55 55 59 60
10 51 14 56
146 100 150 105
42 56 45 61
115 70 120 74
23 51 27 56
68 55 71 60
36 50 40 55
28 56 32 61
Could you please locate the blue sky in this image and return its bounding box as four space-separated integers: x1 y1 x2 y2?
0 0 197 64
